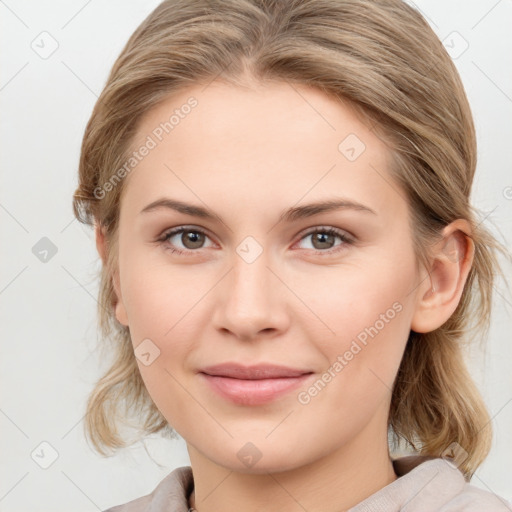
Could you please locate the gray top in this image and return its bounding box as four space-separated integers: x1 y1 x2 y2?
103 455 511 511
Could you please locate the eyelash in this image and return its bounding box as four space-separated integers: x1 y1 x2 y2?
158 225 354 256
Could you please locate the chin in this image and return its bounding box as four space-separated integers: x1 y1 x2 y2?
204 444 310 475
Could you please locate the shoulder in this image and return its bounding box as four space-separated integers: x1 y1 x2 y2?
102 466 194 512
351 456 511 512
439 480 512 511
400 456 511 512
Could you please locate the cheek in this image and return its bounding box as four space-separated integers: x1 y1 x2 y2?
117 250 211 395
291 254 414 345
118 244 206 339
119 262 200 430
296 256 415 399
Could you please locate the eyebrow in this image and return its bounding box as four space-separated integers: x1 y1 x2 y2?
140 197 377 223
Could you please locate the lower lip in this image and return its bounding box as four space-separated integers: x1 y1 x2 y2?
200 373 314 405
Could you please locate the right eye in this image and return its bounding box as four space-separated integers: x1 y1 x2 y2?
159 226 215 254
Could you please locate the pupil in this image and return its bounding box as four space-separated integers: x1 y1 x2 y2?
314 232 333 249
184 231 204 249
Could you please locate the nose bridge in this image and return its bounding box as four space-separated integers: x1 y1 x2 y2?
213 243 286 338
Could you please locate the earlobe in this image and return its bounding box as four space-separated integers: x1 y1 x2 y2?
95 222 107 265
113 272 129 326
95 222 129 326
410 220 474 333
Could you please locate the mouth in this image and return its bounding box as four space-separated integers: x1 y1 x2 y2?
198 363 314 405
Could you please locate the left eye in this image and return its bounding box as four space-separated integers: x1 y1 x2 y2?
295 227 353 253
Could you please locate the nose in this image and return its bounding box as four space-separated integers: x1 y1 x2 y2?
211 247 290 341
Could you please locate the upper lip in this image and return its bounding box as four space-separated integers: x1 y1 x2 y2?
200 363 313 380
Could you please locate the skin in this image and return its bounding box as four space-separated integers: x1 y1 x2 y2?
96 79 474 512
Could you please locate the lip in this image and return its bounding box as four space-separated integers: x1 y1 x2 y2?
200 363 312 379
199 363 314 405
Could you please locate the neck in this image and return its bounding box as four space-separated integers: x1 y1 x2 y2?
187 417 397 512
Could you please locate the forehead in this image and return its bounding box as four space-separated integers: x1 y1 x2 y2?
121 80 405 222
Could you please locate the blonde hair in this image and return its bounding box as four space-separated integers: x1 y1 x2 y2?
73 0 509 480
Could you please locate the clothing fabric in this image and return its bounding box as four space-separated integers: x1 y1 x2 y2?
102 455 511 511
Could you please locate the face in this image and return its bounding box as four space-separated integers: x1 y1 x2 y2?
111 80 424 473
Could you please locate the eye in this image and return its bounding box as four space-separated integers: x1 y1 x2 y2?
158 225 353 256
159 226 214 255
295 227 353 254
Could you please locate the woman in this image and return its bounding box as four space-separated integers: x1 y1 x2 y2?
73 0 511 510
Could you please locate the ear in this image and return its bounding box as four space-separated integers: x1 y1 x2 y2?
95 221 108 265
95 222 129 326
410 219 474 333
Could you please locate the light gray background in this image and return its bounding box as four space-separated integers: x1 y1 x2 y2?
1 1 511 510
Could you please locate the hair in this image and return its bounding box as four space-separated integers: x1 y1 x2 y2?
73 0 509 481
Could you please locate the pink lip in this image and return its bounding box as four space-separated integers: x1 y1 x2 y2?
199 363 314 405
